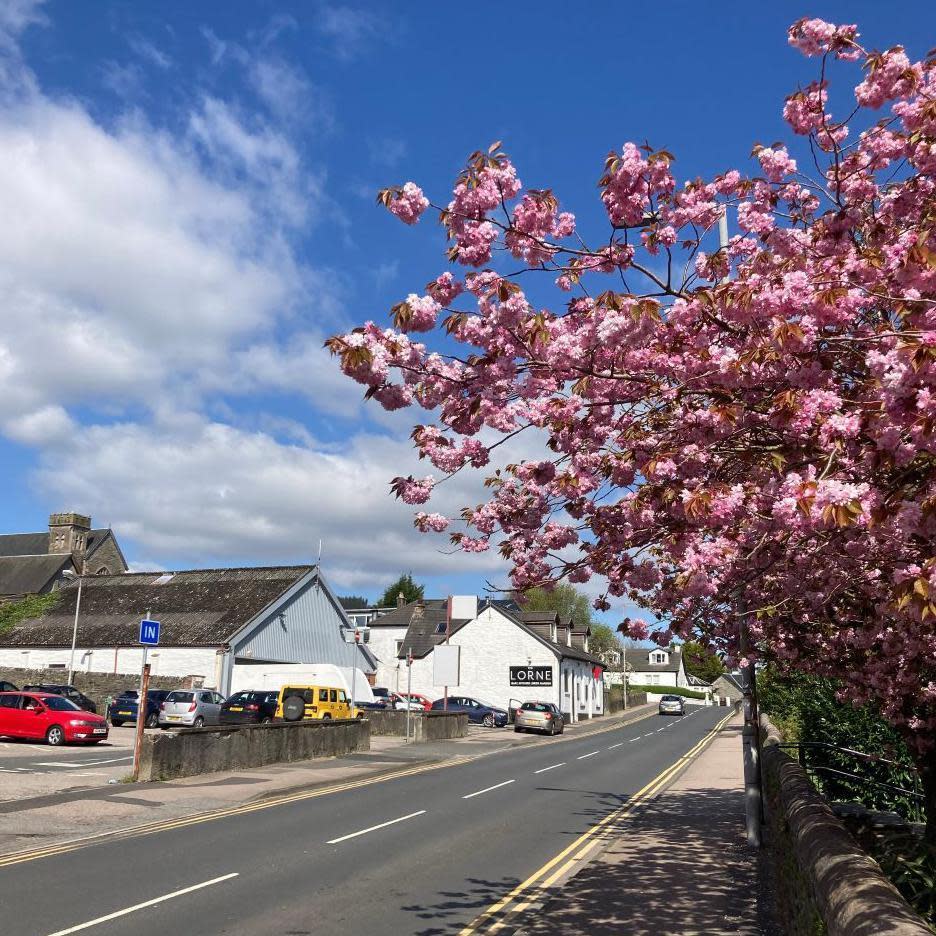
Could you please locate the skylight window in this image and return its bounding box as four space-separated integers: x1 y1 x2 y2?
152 574 175 585
435 621 447 634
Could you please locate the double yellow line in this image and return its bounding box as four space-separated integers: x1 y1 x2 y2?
458 710 737 935
0 706 658 871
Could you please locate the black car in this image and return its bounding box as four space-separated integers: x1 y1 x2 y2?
430 695 508 727
109 689 172 728
22 683 96 713
0 681 17 693
219 690 279 726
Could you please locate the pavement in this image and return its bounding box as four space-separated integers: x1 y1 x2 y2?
513 713 763 936
0 704 750 935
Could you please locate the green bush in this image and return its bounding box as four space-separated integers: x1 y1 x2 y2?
629 684 707 700
758 667 923 821
0 592 60 637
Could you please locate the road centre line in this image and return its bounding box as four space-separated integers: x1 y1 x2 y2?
46 873 239 936
643 733 654 738
463 779 516 799
607 743 623 749
458 710 736 935
534 763 565 774
326 810 426 845
576 751 598 760
0 710 662 870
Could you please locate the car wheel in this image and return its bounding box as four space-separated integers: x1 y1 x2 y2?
145 712 159 729
514 726 523 733
193 716 205 728
46 725 65 746
260 717 273 725
111 720 123 728
482 713 495 728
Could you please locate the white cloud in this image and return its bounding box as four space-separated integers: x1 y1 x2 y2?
128 35 172 70
315 5 385 62
31 416 506 590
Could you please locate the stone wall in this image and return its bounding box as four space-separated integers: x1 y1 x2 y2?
137 718 371 781
761 716 930 936
365 709 468 742
0 666 199 713
603 690 648 713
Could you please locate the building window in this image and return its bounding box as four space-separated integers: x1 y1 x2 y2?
650 651 667 665
96 566 109 575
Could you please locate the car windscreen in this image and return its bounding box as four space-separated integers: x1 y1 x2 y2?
167 691 194 703
227 692 267 703
42 696 81 711
520 703 552 712
118 690 139 699
660 695 680 701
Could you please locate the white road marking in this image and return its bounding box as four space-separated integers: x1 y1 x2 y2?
46 873 239 935
534 763 565 774
644 733 654 738
608 742 624 749
577 751 599 760
326 810 426 844
35 757 131 769
463 779 516 800
656 727 666 732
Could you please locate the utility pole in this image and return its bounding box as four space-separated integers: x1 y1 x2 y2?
443 596 451 712
64 564 85 686
405 647 413 742
132 660 151 782
622 643 628 712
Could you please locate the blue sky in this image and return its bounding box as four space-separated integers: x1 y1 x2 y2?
1 1 934 614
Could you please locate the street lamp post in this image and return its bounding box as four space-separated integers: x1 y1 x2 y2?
61 567 84 685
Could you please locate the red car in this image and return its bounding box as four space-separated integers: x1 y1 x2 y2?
398 692 432 711
0 691 109 746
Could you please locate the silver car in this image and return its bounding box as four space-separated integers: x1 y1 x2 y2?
514 701 564 735
158 689 224 728
658 694 685 716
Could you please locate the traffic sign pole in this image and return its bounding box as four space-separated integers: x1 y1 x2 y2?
132 610 160 781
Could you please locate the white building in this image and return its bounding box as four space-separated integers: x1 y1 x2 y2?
379 596 605 722
604 645 689 690
0 565 377 693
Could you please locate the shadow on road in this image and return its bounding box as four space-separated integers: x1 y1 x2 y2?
402 875 522 935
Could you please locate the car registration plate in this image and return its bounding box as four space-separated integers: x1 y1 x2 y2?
118 710 132 716
229 706 243 711
92 727 106 734
167 715 181 721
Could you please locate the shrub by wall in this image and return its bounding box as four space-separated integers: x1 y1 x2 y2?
628 684 707 700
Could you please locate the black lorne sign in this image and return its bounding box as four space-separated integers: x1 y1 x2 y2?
509 665 553 687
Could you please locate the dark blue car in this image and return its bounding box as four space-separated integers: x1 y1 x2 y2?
108 689 172 728
430 695 508 727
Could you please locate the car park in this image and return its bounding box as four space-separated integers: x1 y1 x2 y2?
219 690 278 725
0 691 109 745
158 689 225 728
658 694 686 716
275 685 357 721
430 695 508 727
22 683 97 713
514 701 564 735
109 689 171 728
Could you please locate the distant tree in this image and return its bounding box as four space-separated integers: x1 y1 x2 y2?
523 583 593 629
589 622 623 659
681 640 725 684
338 595 369 609
378 573 424 608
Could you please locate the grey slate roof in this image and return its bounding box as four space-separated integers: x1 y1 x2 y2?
384 599 471 659
497 603 605 666
0 565 314 648
0 554 72 597
627 649 682 674
0 528 116 560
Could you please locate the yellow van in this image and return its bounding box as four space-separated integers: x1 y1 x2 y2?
275 685 360 721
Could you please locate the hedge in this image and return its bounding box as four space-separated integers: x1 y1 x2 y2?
629 684 707 700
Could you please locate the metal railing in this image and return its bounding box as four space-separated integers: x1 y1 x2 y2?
778 741 926 823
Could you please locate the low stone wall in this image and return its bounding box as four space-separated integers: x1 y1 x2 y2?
365 709 468 742
137 718 371 781
761 716 930 936
0 666 188 712
603 691 648 714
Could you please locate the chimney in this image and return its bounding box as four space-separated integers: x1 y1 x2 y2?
396 591 406 609
48 512 91 567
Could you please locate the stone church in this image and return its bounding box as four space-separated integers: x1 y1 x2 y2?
0 512 128 601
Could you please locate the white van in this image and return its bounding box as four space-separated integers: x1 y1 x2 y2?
229 664 376 705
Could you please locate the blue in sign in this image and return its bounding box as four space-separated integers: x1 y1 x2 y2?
139 618 160 646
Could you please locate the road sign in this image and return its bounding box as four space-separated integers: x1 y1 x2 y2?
139 618 160 646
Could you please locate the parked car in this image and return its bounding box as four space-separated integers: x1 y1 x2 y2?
514 701 565 735
219 690 278 726
0 681 17 692
0 691 108 745
109 689 172 728
369 687 394 709
658 694 686 716
430 696 508 727
275 685 356 721
158 689 225 728
22 683 96 714
396 692 432 711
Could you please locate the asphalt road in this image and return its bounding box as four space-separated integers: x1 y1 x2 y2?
0 706 727 936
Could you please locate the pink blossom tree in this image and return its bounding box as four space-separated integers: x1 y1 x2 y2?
329 19 936 837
